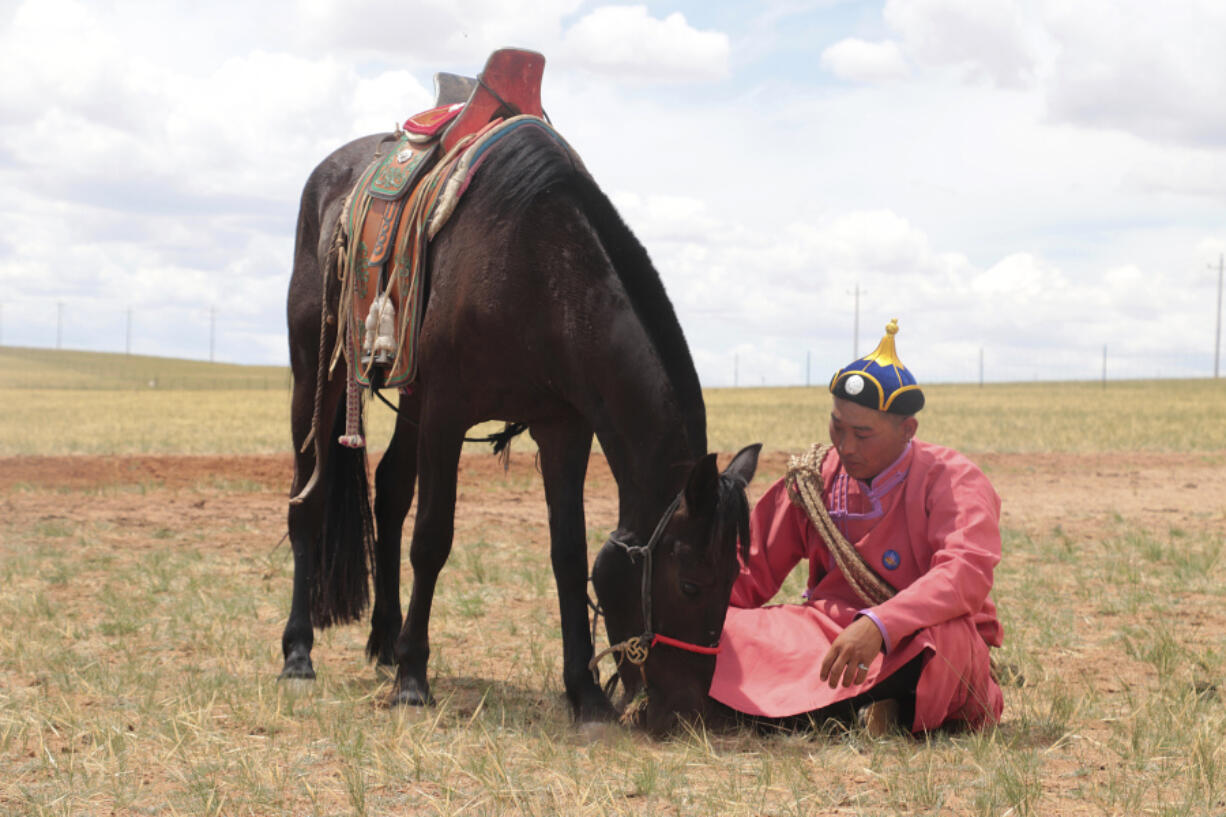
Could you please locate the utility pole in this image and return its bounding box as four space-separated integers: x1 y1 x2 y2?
1213 254 1223 379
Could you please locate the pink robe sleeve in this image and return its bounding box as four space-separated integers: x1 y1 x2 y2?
869 457 1001 648
728 477 809 608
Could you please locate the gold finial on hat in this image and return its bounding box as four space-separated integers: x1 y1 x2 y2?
863 318 905 369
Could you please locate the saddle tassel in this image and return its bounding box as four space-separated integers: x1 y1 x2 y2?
338 331 366 449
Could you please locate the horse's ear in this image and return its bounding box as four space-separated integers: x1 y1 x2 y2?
683 452 720 517
723 444 761 565
722 443 762 489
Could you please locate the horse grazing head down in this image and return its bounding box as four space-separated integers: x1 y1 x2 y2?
592 444 760 735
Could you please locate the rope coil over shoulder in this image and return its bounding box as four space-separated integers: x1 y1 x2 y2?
784 443 897 608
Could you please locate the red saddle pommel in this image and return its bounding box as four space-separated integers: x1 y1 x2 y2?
440 48 545 154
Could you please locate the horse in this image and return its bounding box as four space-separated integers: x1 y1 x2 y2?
281 114 747 720
590 443 759 734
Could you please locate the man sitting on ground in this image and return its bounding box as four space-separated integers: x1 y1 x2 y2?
708 320 1004 734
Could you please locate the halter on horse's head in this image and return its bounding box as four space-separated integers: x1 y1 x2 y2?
591 444 760 733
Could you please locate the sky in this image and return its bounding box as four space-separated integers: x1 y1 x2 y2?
2 0 1225 386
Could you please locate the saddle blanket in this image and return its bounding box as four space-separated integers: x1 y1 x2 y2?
337 115 581 389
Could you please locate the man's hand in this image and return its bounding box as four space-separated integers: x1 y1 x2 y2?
819 616 884 688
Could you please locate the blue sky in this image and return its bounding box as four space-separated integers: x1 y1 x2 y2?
1 0 1224 385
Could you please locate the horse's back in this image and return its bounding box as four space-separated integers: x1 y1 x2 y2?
415 130 627 419
296 133 394 261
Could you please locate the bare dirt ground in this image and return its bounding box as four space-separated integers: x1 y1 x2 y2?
4 448 1225 541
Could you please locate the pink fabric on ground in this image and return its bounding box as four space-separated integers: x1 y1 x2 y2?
708 440 1004 732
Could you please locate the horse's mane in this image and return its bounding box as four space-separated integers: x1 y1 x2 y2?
466 123 708 457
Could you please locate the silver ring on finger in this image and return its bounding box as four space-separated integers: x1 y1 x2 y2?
857 663 870 672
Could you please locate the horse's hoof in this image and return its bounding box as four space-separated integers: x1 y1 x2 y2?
577 695 618 723
391 678 433 707
279 654 316 680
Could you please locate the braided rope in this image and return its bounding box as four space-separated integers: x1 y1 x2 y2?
288 219 345 505
337 330 365 448
785 443 896 607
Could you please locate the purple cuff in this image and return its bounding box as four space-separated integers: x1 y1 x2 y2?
857 609 891 654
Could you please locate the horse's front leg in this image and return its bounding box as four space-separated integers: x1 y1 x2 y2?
391 411 463 706
532 417 618 722
368 400 420 669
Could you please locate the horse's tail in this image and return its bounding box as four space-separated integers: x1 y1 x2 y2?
293 202 375 628
309 398 376 628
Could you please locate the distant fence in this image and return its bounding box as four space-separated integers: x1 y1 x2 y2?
714 348 1220 389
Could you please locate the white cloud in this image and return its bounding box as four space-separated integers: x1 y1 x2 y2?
971 253 1065 300
1039 0 1226 147
883 0 1037 88
0 1 1222 384
611 192 721 243
294 0 583 63
560 5 730 81
820 38 908 82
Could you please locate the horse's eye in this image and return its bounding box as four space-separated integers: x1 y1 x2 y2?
680 580 700 598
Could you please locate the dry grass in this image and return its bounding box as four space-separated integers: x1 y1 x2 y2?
2 451 1225 815
2 347 1224 456
707 380 1226 455
3 348 1226 815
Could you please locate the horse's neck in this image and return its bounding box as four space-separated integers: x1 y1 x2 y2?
589 349 705 532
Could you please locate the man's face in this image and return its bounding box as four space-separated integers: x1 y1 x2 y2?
828 397 917 482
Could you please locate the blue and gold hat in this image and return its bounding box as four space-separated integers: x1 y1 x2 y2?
829 319 924 415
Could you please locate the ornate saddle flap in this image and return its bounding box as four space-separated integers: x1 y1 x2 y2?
368 140 436 201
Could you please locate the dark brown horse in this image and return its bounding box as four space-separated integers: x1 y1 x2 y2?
591 443 759 734
281 118 749 720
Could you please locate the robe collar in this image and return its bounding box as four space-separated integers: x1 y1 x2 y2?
828 442 913 529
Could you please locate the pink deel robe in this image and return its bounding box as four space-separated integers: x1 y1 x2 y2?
708 440 1004 731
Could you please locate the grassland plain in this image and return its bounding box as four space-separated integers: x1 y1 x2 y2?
2 347 1225 455
2 348 1226 815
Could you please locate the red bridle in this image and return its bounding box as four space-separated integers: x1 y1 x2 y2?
650 632 722 655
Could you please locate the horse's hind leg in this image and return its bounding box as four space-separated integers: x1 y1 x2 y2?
368 397 420 668
532 417 617 722
281 366 343 679
391 411 464 706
